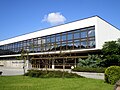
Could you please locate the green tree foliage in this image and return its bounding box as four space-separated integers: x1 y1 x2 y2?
16 48 29 74
102 41 119 55
101 39 120 67
78 55 102 68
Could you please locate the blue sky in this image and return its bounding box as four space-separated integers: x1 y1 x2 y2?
0 0 120 41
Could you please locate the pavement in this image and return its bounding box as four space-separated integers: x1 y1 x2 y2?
0 67 24 76
0 67 104 80
72 71 104 80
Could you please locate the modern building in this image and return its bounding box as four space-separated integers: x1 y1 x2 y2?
0 16 120 69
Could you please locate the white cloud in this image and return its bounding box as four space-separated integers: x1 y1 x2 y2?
42 12 66 25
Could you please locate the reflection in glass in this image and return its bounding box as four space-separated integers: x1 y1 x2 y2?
46 43 51 51
88 40 95 48
68 43 73 49
62 35 66 41
74 42 80 49
56 35 60 42
0 26 96 55
37 47 41 52
34 40 38 46
81 31 87 38
51 37 55 42
74 33 80 39
68 33 73 40
61 43 66 50
88 30 95 37
81 41 87 48
38 39 41 44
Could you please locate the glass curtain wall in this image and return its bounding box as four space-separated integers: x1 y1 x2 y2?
0 26 95 55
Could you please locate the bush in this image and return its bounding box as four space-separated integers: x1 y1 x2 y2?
25 70 84 78
72 67 106 73
105 66 120 84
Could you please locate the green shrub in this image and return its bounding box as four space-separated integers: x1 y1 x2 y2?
105 66 120 84
29 70 41 77
25 70 84 78
72 67 106 73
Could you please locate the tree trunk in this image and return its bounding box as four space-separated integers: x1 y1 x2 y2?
62 59 65 78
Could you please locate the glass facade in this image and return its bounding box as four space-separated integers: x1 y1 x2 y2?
0 26 95 55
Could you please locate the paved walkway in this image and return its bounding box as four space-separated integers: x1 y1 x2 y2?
0 67 24 76
50 69 104 80
73 71 104 80
0 67 104 80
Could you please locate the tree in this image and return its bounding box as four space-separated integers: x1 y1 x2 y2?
101 39 120 67
78 55 102 68
16 48 29 75
102 41 119 55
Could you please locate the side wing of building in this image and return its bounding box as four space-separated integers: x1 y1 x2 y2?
96 17 120 49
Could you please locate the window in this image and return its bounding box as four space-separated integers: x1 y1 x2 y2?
68 43 73 49
40 44 45 51
74 42 80 49
14 42 18 48
37 45 41 52
23 41 27 47
62 35 66 41
34 38 38 46
88 30 95 37
51 36 55 42
56 44 61 50
29 39 33 46
88 40 95 48
41 38 46 44
81 41 87 48
46 43 51 51
50 45 54 51
26 40 29 46
38 38 41 44
81 31 87 38
56 34 61 42
68 33 73 40
74 32 80 39
61 43 66 50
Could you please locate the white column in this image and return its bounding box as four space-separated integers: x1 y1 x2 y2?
63 59 65 71
52 60 55 69
26 60 29 69
74 58 77 68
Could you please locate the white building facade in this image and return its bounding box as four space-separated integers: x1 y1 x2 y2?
0 16 120 69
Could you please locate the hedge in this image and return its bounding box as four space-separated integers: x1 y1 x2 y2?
105 66 120 84
24 70 84 78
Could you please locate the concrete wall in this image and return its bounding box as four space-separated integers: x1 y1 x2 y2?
0 60 30 69
96 17 120 49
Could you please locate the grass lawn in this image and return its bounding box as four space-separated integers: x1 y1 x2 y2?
0 76 113 90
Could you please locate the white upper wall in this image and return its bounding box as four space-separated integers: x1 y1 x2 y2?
0 16 97 46
96 17 120 49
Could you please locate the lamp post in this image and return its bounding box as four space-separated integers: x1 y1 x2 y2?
71 66 74 73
